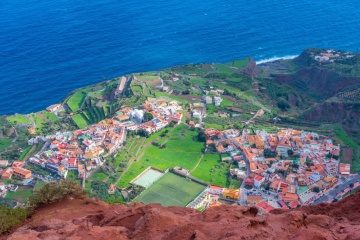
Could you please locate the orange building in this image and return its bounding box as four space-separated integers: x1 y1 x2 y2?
222 189 240 200
13 167 32 179
1 168 13 180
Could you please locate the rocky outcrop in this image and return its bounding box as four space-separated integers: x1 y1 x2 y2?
275 67 360 100
304 101 360 143
4 191 360 240
240 57 258 77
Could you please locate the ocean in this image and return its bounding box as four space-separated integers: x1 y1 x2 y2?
1 0 360 115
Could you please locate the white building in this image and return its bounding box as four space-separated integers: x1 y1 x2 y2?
205 96 212 104
310 171 321 182
193 109 201 118
130 109 144 122
214 96 222 106
254 175 265 188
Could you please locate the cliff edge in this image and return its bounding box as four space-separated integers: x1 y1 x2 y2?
4 191 360 240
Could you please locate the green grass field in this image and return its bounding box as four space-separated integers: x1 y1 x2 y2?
71 114 88 129
191 154 229 187
90 172 108 181
40 111 59 121
7 114 30 125
117 126 203 188
19 146 32 160
226 58 250 69
133 172 206 206
5 187 33 203
131 85 143 94
67 90 88 112
220 97 234 107
0 138 13 151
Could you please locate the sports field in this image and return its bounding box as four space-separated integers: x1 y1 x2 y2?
134 172 206 207
131 168 164 188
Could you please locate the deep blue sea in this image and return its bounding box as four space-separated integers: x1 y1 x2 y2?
1 0 360 115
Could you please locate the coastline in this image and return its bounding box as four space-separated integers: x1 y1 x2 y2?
255 55 298 65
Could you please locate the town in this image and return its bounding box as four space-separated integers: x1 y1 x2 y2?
0 95 359 213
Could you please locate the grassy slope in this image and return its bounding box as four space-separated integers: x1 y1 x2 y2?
71 114 88 129
191 154 229 187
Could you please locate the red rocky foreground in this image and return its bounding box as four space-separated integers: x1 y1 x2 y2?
4 191 360 240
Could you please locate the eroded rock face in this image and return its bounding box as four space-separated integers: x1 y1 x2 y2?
5 192 360 240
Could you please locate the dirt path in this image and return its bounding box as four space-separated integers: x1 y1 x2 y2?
190 154 204 173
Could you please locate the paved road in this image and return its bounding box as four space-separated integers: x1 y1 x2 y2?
312 174 360 205
239 153 251 206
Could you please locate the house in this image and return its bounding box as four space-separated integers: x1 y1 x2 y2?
130 109 144 122
192 109 201 118
13 167 32 179
254 175 265 188
339 163 350 175
247 195 263 205
108 184 116 195
12 161 25 168
205 96 212 104
0 160 9 167
57 166 67 178
1 168 13 180
67 157 78 169
46 104 61 113
78 164 85 179
256 201 275 213
208 185 224 195
222 188 240 200
162 86 169 92
214 96 222 106
276 137 292 157
310 171 321 182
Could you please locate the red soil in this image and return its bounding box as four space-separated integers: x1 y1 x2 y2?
5 191 360 240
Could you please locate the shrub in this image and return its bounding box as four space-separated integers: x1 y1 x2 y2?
0 206 29 234
28 179 85 210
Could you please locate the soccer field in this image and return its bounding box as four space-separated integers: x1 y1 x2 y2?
133 172 206 207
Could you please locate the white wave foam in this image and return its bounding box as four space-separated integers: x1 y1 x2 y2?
256 55 298 65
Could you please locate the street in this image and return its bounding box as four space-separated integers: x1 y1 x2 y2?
312 174 360 205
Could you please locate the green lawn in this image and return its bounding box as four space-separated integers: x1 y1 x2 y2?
40 111 59 121
226 58 250 69
144 128 169 144
34 180 47 189
71 114 88 129
0 138 12 151
19 146 32 160
191 154 229 187
90 172 108 181
154 91 188 104
133 172 206 207
204 123 225 130
117 129 204 188
5 187 33 203
220 97 234 107
131 85 143 94
7 114 30 125
67 90 88 112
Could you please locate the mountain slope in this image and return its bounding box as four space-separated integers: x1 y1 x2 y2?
5 191 360 240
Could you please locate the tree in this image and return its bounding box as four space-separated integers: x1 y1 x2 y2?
137 129 149 138
182 89 190 94
349 183 354 189
287 149 294 156
264 149 277 158
143 112 153 122
313 186 320 193
197 129 206 142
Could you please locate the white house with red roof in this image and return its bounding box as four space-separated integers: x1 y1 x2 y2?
254 175 265 188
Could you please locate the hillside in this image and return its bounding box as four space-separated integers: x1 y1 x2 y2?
4 191 360 240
